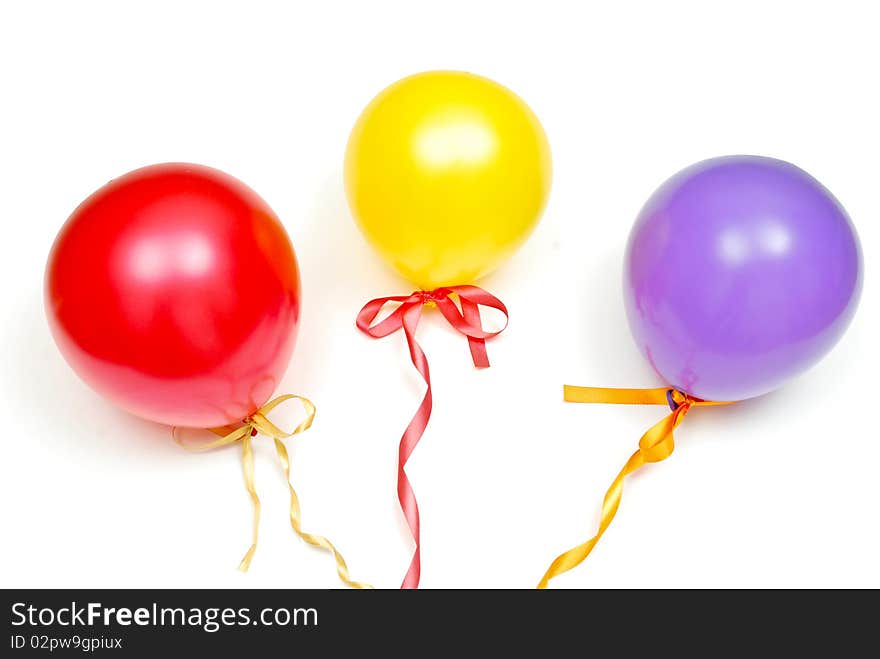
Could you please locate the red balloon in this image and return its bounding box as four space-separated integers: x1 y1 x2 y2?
45 163 301 428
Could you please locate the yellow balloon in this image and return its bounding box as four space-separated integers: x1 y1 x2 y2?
345 71 552 289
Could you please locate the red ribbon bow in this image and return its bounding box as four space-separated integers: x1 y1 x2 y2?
356 285 508 588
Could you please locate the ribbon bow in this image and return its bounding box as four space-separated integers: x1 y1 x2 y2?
357 285 508 588
174 394 372 589
537 385 731 589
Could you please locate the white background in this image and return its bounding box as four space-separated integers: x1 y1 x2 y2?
1 1 877 589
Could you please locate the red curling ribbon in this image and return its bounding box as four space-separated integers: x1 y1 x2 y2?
356 285 509 588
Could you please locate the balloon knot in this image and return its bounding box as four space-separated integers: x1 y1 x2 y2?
416 289 445 304
666 388 690 412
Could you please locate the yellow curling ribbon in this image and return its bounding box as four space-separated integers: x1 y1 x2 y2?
537 385 732 589
173 394 373 589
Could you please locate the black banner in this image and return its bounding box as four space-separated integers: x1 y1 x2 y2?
1 589 873 653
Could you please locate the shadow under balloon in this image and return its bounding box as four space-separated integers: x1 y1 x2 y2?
681 380 809 441
571 246 660 384
276 170 412 395
8 297 177 462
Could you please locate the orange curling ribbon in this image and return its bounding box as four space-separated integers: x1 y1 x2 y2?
173 394 372 589
357 285 508 588
537 385 732 589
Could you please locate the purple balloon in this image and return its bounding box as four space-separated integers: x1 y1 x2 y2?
624 155 862 401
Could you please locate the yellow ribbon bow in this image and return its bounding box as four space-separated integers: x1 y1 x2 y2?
537 385 731 589
174 394 372 589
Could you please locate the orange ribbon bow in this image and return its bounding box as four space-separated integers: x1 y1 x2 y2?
538 385 731 589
